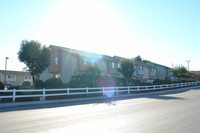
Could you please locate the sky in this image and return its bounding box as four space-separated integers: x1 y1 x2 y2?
0 0 199 71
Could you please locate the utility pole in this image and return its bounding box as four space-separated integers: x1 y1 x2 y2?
186 60 190 71
4 57 9 84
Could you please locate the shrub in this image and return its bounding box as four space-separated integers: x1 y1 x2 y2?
44 78 63 88
61 83 69 88
22 81 31 87
8 85 20 90
19 85 32 89
153 79 172 85
34 79 44 88
0 81 4 90
68 74 93 88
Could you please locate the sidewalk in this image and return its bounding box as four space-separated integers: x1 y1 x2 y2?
0 85 199 110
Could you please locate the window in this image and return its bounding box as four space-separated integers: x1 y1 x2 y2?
7 75 16 81
151 68 156 73
91 59 95 64
55 57 58 65
138 65 143 70
117 63 120 68
24 76 31 80
112 62 115 68
83 58 95 65
83 58 87 65
55 74 60 78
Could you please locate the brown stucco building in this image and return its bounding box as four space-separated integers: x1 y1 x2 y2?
40 45 173 84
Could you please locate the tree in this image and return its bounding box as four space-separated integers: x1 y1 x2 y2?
118 59 135 85
133 55 142 62
133 55 150 63
171 66 187 79
184 72 197 79
84 63 101 87
0 81 4 90
68 63 101 88
18 40 51 86
171 66 196 80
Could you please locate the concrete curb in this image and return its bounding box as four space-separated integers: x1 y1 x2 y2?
0 85 199 109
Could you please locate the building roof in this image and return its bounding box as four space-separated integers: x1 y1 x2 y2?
50 45 171 68
50 45 124 62
0 70 31 75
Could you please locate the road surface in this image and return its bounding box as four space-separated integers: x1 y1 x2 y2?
1 86 200 133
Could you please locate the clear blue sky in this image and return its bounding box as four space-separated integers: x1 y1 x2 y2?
0 0 199 71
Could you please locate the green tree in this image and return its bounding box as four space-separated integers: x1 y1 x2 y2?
171 66 187 79
84 63 101 87
184 72 197 79
133 55 150 63
118 59 135 85
171 66 196 80
133 55 142 62
68 63 101 88
0 81 4 90
18 40 51 86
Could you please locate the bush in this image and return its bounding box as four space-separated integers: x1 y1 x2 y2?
8 85 20 90
68 74 93 88
19 85 32 89
61 83 69 88
44 78 63 88
0 81 4 90
34 79 44 88
153 79 172 85
22 81 31 87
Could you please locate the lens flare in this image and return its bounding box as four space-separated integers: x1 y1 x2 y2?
98 76 116 97
79 51 103 64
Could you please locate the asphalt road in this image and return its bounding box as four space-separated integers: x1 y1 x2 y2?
1 86 200 133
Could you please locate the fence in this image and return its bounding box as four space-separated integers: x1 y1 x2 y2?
0 82 198 102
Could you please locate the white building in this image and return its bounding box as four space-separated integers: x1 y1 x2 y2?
0 70 33 86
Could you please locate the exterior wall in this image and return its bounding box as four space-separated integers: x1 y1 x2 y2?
40 45 173 84
0 70 33 86
143 67 149 79
39 69 52 82
106 61 121 77
135 65 157 81
98 60 108 75
60 50 78 83
135 65 144 76
149 67 157 79
48 47 62 73
155 65 171 80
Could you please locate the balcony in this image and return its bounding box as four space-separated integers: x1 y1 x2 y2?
137 70 144 75
150 72 156 77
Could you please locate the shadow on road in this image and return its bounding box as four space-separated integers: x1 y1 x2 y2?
1 85 200 113
145 95 187 100
144 85 200 100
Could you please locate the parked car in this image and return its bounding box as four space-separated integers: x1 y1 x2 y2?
4 84 14 88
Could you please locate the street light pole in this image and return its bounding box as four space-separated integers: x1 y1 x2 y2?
186 60 190 71
4 57 9 84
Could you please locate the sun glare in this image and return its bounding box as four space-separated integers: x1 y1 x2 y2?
36 0 141 58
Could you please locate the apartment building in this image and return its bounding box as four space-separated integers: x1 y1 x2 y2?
0 70 33 86
40 45 172 84
135 61 156 83
134 61 172 83
40 45 122 83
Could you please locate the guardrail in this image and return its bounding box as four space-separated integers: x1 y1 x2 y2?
0 82 198 102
